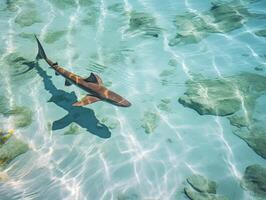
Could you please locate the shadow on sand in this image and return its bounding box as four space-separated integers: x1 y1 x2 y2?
24 61 111 138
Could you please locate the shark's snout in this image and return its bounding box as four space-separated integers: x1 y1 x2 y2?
114 98 131 107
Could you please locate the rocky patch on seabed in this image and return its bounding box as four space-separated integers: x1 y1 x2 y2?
179 73 266 116
0 96 33 129
43 31 67 44
179 72 266 158
125 11 162 38
0 137 28 167
0 137 29 181
169 0 263 46
184 174 229 200
141 111 160 134
10 1 42 27
179 72 266 199
234 127 266 159
242 164 266 198
255 29 266 38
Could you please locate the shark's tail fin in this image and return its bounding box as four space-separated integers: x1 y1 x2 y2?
34 35 47 60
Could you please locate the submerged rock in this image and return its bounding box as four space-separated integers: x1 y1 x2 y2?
168 59 178 67
170 1 254 46
242 164 266 198
126 11 161 38
169 33 203 46
104 48 133 65
18 32 35 41
159 69 175 77
254 66 264 71
255 30 266 37
161 98 171 104
64 123 80 135
15 8 42 27
0 137 28 167
187 174 217 194
179 73 266 116
5 0 19 12
1 106 33 128
227 115 250 128
184 187 229 200
157 98 171 112
184 174 229 200
0 96 32 128
100 117 118 130
170 12 209 46
234 127 266 159
6 0 37 12
141 111 160 134
178 78 241 116
179 72 266 159
44 31 66 44
208 2 251 32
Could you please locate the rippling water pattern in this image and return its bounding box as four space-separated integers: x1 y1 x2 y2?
0 0 266 199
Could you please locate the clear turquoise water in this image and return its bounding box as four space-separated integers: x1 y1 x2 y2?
0 0 266 199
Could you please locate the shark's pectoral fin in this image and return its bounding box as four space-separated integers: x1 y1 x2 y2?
84 73 103 85
55 71 59 76
65 79 72 86
72 95 101 106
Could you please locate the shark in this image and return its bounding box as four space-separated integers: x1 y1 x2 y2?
34 35 131 107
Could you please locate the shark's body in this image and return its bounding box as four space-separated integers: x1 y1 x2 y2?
35 35 131 107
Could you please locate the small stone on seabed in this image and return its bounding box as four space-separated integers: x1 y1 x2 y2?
141 111 160 134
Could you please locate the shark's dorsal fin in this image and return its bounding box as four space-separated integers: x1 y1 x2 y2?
65 79 72 86
72 95 101 106
84 73 103 85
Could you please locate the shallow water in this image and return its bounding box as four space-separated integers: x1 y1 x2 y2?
0 0 266 199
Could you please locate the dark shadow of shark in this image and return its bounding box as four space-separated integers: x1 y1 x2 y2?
24 61 111 138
